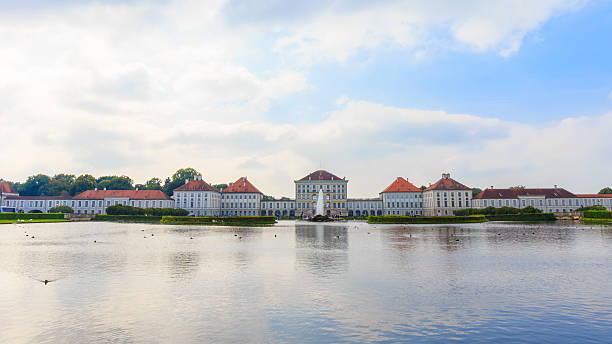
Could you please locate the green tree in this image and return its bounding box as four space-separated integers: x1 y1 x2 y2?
41 174 75 196
70 174 97 195
419 185 427 191
97 176 134 190
509 185 525 190
18 174 51 196
145 178 163 190
163 168 200 195
471 188 482 197
212 183 228 190
49 205 74 213
599 187 612 194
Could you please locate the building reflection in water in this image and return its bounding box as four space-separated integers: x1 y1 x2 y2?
294 224 348 276
167 251 200 279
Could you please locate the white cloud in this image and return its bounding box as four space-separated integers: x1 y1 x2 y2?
1 0 605 197
270 0 584 62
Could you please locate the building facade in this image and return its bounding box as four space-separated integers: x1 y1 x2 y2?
347 198 382 217
295 170 348 217
379 177 423 216
575 194 612 211
72 189 173 214
423 173 472 216
5 196 73 213
5 189 173 214
261 199 296 217
472 187 579 213
173 175 221 216
220 177 263 216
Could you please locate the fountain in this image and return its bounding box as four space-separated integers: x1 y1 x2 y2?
315 188 325 216
310 188 332 221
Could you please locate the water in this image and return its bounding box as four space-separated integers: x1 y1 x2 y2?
0 221 611 343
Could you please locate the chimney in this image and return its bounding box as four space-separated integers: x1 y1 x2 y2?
104 187 107 191
442 173 450 179
135 187 139 191
554 184 558 189
490 186 494 189
185 179 189 184
95 187 97 191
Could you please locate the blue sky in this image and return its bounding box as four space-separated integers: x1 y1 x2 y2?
1 0 611 196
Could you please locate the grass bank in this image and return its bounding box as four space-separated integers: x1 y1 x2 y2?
92 215 162 223
161 216 276 226
367 215 488 224
485 213 556 221
0 219 70 224
582 218 612 225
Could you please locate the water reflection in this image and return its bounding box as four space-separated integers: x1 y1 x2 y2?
295 223 348 275
167 251 200 279
0 221 611 343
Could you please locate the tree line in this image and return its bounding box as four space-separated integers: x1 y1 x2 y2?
1 168 204 197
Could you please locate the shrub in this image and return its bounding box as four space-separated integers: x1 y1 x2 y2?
0 213 64 220
367 215 487 224
583 210 612 219
455 206 541 216
576 205 606 212
49 205 74 213
161 216 276 225
485 213 556 221
105 204 188 216
92 215 162 223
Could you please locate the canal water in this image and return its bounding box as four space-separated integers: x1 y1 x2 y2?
0 221 610 343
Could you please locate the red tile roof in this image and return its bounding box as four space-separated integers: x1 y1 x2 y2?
576 194 612 198
425 174 470 191
0 182 16 194
299 170 344 181
173 179 219 192
474 188 576 199
6 196 73 200
222 177 262 194
381 177 421 193
74 190 171 200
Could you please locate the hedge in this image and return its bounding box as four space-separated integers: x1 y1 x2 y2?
161 216 276 225
367 215 488 224
455 206 542 216
92 215 162 223
0 213 65 220
106 204 188 216
485 213 556 221
583 210 612 219
49 205 74 213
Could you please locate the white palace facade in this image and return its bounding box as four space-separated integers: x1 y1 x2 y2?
2 172 611 216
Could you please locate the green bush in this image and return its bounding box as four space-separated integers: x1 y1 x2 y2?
583 210 612 219
0 213 64 220
485 213 556 221
576 205 607 212
92 215 162 223
143 207 189 216
105 204 188 216
161 216 276 225
105 204 145 215
455 206 542 216
49 205 74 213
367 215 488 224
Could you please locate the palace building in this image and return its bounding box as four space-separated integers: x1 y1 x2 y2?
423 173 472 216
295 170 348 217
379 177 424 216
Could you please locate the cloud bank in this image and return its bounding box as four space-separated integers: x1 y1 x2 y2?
1 0 606 196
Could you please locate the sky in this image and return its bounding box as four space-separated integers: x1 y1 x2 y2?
1 0 611 197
